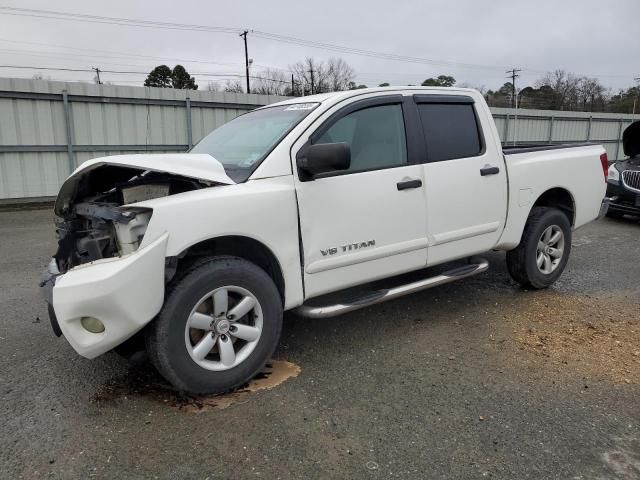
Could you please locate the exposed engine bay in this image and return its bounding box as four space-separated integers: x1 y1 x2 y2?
54 165 211 273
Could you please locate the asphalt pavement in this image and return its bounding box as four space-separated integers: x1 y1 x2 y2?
1 209 639 479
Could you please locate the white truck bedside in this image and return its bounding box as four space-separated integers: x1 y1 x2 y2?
40 87 609 394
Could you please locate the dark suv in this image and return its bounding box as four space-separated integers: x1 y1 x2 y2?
607 121 640 219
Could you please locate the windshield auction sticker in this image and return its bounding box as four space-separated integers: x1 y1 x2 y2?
284 103 317 111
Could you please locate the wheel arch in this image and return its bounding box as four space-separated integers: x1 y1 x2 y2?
173 235 286 304
531 187 576 226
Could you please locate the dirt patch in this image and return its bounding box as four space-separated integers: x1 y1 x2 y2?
496 292 640 384
94 360 301 412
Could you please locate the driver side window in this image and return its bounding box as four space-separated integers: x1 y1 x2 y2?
315 104 407 173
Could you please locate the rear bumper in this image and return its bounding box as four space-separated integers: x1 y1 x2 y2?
598 197 610 219
40 233 168 359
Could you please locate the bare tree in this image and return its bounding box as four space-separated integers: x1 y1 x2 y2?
578 77 607 112
206 81 220 92
457 81 487 95
535 70 607 111
290 57 322 95
325 58 355 92
251 68 290 96
223 79 245 93
536 70 581 110
289 57 355 95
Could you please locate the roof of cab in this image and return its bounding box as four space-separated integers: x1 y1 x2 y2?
265 86 479 108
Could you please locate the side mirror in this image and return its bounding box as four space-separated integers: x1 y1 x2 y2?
297 142 351 179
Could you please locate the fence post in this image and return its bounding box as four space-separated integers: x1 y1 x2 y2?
185 97 193 150
614 120 624 160
61 90 75 173
548 116 554 143
586 115 592 141
504 114 510 143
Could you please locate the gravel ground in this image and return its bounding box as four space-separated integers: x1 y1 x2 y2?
0 209 639 480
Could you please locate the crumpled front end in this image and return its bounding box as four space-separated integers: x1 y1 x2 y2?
39 154 233 358
46 233 168 359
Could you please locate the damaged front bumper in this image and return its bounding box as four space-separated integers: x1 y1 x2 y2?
39 259 63 336
39 233 169 359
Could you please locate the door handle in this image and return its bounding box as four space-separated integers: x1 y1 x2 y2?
396 179 422 190
480 165 500 176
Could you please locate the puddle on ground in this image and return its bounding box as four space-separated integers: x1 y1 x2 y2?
94 360 301 413
601 436 640 479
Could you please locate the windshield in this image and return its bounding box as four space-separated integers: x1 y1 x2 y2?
190 103 319 181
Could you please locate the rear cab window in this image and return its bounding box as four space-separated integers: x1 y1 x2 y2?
414 95 484 162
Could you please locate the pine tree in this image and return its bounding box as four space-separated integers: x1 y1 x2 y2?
144 65 198 90
172 65 198 90
144 65 173 88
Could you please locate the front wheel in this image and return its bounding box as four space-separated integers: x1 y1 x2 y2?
506 207 572 289
145 256 283 395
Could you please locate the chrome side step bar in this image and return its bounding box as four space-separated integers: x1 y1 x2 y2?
294 258 489 319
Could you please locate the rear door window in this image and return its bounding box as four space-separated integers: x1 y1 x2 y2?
416 102 482 162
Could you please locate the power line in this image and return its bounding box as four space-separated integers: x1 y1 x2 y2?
0 38 246 67
0 64 91 73
0 6 511 71
0 6 242 34
250 30 509 71
0 7 635 83
0 45 291 76
0 63 291 84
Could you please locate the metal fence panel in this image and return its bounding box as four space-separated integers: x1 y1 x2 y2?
0 78 638 202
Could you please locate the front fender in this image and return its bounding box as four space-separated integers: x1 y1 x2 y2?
137 176 303 309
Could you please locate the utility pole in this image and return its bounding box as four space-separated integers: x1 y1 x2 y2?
633 76 640 116
239 30 250 94
308 67 315 95
92 67 102 85
505 68 521 109
291 74 295 97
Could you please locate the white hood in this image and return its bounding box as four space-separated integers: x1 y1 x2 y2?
70 153 234 184
54 153 235 214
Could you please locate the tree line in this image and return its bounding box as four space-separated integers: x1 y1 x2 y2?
143 62 639 114
483 70 636 114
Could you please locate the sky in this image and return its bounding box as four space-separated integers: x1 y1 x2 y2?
0 0 637 92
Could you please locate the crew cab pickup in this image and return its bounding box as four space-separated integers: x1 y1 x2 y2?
40 87 609 394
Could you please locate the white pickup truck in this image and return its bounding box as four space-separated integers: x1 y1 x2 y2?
40 87 609 394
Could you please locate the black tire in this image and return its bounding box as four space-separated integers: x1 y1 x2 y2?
506 207 572 289
145 256 282 395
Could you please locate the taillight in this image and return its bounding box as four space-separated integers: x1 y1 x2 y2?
600 153 609 181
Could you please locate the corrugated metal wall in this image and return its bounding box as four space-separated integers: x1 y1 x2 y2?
491 107 636 161
0 77 637 202
0 78 287 202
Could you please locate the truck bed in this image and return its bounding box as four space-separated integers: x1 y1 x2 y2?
502 142 597 155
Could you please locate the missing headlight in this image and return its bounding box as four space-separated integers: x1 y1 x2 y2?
114 207 152 255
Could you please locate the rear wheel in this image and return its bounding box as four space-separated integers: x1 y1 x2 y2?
506 207 571 289
145 256 282 395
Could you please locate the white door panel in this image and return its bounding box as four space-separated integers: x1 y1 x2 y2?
297 166 427 298
293 97 429 299
424 154 507 264
413 96 508 265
